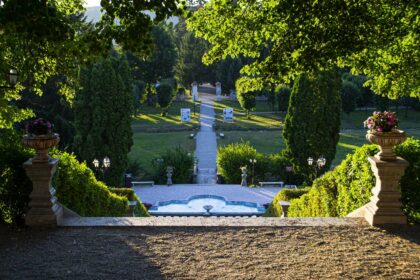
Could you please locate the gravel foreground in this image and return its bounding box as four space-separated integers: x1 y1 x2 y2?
0 225 419 279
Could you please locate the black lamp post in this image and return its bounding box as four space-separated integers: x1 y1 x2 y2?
285 166 293 184
307 156 326 181
249 158 257 186
93 156 111 182
1 69 19 89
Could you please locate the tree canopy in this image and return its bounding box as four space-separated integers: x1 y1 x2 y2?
188 0 419 99
0 0 187 128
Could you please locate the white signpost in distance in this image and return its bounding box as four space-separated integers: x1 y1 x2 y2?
223 108 234 122
180 108 191 122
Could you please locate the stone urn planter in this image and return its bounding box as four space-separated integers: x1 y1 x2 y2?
366 129 406 161
23 133 60 163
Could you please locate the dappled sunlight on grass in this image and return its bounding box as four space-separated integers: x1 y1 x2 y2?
131 99 200 132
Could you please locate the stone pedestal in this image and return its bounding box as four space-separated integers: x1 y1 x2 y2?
364 156 408 226
23 158 63 226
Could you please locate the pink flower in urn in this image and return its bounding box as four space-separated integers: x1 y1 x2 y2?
25 118 54 136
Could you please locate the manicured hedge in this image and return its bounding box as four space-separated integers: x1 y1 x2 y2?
265 187 310 217
1 132 150 224
283 139 420 224
51 150 130 217
110 188 150 217
152 146 194 184
217 142 298 184
395 138 420 223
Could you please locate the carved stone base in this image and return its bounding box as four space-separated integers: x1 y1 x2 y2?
364 156 408 226
24 158 63 226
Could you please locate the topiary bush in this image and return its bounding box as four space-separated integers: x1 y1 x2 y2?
109 188 150 217
152 146 194 184
0 130 34 225
217 142 298 185
217 142 257 184
265 187 310 217
51 150 130 217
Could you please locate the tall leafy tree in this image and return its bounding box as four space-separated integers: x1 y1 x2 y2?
175 31 215 88
0 0 186 128
73 54 133 187
127 24 177 84
237 90 256 119
283 71 342 182
216 57 243 95
188 0 419 100
156 83 175 116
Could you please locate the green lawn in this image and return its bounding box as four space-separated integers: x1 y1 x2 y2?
217 130 420 165
213 100 284 130
128 131 196 176
132 99 201 132
341 108 420 129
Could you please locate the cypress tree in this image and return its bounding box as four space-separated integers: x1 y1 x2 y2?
73 54 133 187
283 71 341 182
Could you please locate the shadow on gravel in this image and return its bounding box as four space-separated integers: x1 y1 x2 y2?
378 224 420 245
0 225 165 280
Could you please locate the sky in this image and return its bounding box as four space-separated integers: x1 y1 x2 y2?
84 0 101 7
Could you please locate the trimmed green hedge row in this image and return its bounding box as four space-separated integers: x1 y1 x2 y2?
0 130 150 225
217 142 301 184
264 188 310 217
274 138 420 224
52 150 150 217
110 188 150 217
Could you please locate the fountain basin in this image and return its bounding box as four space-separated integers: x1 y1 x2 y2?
149 195 266 216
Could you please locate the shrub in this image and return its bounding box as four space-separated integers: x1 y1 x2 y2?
156 83 174 116
237 90 256 118
395 138 420 223
217 142 257 184
335 145 378 216
0 130 34 225
276 86 291 112
283 139 420 224
152 147 194 184
289 172 339 217
265 187 310 217
109 188 150 217
341 80 360 114
51 150 129 217
217 142 298 185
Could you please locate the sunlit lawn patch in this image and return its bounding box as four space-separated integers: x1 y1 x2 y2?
213 100 284 130
129 131 196 176
132 99 201 132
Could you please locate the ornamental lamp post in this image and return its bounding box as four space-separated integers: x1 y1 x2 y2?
250 158 257 186
92 156 111 182
1 69 19 89
307 156 326 181
285 166 293 184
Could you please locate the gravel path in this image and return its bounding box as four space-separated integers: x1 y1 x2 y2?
1 224 419 279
